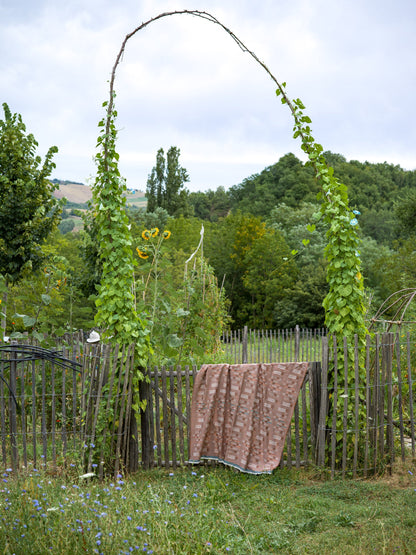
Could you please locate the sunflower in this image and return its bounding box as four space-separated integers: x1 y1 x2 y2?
163 230 171 239
151 227 159 237
136 247 149 260
142 229 151 240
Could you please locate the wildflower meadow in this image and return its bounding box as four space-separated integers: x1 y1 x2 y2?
2 462 416 554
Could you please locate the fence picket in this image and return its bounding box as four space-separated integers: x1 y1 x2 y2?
185 366 193 462
381 333 391 465
9 348 18 470
51 361 56 468
407 333 415 456
169 366 177 469
1 360 6 466
301 376 308 464
353 335 360 478
31 358 37 470
395 333 405 462
114 345 134 477
161 366 169 466
109 345 126 464
309 362 320 455
342 337 348 478
331 335 338 479
87 344 108 472
98 344 119 480
294 399 300 468
364 335 371 478
140 367 153 469
124 361 137 473
20 356 27 469
316 336 329 466
153 367 162 466
71 348 78 452
373 334 380 470
176 366 185 465
41 358 47 463
61 351 67 460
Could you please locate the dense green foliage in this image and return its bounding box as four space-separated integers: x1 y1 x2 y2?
0 103 61 284
2 107 415 341
134 222 229 364
187 151 416 328
6 231 96 339
0 103 62 338
189 151 415 244
4 147 414 339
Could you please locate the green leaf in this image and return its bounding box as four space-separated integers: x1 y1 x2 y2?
22 315 36 328
176 308 190 318
41 294 51 305
166 334 183 348
32 331 45 343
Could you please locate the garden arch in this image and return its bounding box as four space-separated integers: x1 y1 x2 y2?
93 9 367 352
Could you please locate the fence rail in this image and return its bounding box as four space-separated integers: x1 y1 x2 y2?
0 330 415 478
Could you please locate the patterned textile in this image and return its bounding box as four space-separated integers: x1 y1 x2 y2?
189 363 309 474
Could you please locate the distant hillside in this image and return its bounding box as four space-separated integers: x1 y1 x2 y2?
52 180 92 204
51 179 147 208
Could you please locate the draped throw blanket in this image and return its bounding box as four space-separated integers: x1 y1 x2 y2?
189 362 309 474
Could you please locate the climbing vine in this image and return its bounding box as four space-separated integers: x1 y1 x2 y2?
283 92 368 345
92 97 149 360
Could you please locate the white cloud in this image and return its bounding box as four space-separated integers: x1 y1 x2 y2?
1 0 415 193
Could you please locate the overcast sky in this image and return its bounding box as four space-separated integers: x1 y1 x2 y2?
1 0 415 192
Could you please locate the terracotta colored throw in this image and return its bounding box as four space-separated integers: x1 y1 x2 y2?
189 363 309 474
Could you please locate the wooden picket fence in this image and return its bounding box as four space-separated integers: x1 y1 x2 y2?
220 326 326 364
0 340 139 479
0 330 415 477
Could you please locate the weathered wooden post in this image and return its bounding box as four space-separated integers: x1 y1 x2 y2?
9 341 19 470
315 336 329 466
242 326 248 364
139 367 151 470
294 325 300 362
308 361 322 458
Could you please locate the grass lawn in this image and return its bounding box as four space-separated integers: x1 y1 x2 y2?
1 462 416 554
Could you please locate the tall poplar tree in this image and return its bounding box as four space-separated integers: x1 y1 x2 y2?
145 146 191 217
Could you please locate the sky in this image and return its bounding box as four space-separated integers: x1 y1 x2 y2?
1 0 415 192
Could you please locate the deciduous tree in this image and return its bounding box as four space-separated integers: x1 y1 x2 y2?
146 147 191 217
0 103 61 335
